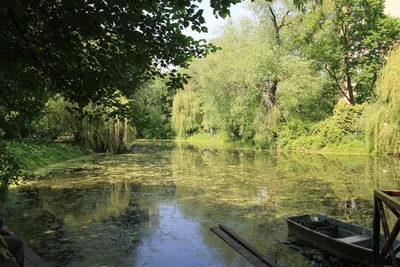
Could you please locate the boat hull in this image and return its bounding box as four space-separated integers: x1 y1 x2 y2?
285 214 399 266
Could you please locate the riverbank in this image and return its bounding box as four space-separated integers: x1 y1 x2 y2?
179 132 371 155
6 139 88 171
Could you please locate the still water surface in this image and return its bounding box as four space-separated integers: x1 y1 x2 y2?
2 142 400 266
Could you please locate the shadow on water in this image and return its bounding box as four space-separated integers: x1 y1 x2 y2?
1 141 400 266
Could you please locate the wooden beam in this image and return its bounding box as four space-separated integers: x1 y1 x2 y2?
374 196 381 264
383 190 400 197
211 225 278 267
377 217 400 266
375 190 400 211
376 199 399 266
211 227 269 267
387 204 400 218
218 224 278 267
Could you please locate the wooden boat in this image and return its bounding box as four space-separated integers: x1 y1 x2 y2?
285 214 400 266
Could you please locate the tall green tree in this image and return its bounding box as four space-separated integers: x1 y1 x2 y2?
250 0 298 111
304 0 400 104
0 0 237 137
172 89 203 138
35 97 135 153
129 79 175 139
0 0 318 138
365 46 400 155
176 17 327 146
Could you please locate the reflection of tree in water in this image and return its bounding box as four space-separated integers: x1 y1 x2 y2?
3 144 400 266
29 211 78 265
2 190 77 266
2 177 178 266
36 182 132 225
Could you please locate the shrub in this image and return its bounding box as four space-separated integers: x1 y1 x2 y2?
0 141 23 190
284 103 367 150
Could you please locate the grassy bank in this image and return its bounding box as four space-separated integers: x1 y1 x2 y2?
6 140 88 171
182 132 370 155
180 132 230 148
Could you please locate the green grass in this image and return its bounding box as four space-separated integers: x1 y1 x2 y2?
179 132 230 148
180 131 371 155
6 140 89 171
322 141 369 154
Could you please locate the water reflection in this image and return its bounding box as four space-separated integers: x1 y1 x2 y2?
1 142 400 266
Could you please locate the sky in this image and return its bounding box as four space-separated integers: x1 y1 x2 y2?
183 0 400 41
183 0 252 40
385 0 400 18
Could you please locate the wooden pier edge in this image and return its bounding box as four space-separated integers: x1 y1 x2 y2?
3 226 53 267
24 242 53 267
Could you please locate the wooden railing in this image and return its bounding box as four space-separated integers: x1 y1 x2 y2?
373 190 400 267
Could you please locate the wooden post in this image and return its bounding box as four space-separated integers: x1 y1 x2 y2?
373 195 381 265
373 190 400 267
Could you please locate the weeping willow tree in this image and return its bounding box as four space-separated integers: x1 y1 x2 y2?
365 46 400 155
171 90 202 138
36 97 135 153
79 105 135 153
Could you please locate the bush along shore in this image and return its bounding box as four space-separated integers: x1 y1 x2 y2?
0 139 88 189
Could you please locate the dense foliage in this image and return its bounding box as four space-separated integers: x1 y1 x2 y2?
1 0 400 188
172 90 203 138
6 139 86 170
171 0 400 151
0 0 255 139
36 97 135 153
365 47 400 155
0 139 85 189
0 141 24 190
303 0 400 104
129 79 175 139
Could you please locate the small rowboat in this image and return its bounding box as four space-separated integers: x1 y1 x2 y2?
285 214 400 266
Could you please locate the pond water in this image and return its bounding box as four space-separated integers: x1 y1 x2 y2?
1 142 400 266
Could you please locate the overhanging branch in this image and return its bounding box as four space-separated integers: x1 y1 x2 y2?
324 64 351 103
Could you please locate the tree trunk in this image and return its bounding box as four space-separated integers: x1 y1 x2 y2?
345 59 355 105
261 79 278 111
346 74 355 105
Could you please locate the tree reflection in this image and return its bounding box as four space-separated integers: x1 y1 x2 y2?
1 142 400 266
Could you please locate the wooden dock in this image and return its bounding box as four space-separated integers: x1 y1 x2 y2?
24 242 53 267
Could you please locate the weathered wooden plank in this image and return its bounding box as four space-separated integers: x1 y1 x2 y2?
374 190 400 267
377 200 398 266
375 190 400 213
25 257 37 267
218 224 278 267
211 227 269 267
338 235 370 244
24 244 53 267
24 244 42 263
377 217 400 267
383 190 400 197
374 196 381 265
